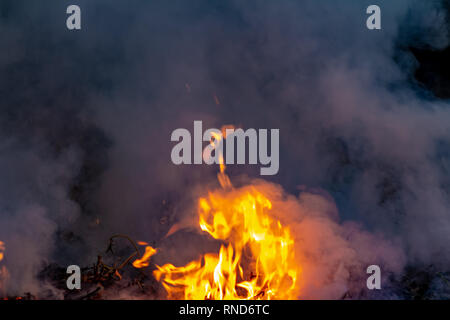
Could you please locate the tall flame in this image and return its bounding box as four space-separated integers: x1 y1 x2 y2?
212 129 232 189
132 245 158 268
134 128 300 299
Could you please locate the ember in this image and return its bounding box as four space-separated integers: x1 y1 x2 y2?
0 241 8 297
134 133 300 299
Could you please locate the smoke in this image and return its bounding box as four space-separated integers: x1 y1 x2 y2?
0 0 449 298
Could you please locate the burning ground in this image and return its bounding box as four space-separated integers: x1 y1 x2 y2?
1 0 450 299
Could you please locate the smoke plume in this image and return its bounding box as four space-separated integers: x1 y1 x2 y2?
0 0 449 298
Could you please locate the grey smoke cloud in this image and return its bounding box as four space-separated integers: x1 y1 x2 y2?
0 0 449 298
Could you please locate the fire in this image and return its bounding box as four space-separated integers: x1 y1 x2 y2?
0 241 8 296
211 130 231 189
133 129 300 300
132 245 158 268
0 241 4 262
156 188 299 300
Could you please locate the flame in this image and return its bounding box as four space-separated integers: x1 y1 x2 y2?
0 241 4 262
132 245 158 268
210 130 232 189
0 241 8 297
156 188 299 300
213 93 220 105
133 127 300 299
220 125 235 139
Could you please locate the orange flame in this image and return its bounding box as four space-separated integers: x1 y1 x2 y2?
210 130 232 189
133 126 300 299
0 241 4 262
155 188 299 300
132 246 158 269
0 241 8 297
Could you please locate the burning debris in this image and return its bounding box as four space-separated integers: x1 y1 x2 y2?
132 132 298 299
126 153 407 300
170 121 280 175
126 133 391 300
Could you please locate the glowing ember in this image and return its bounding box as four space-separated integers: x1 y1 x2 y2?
132 245 158 269
0 241 8 296
133 132 301 299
